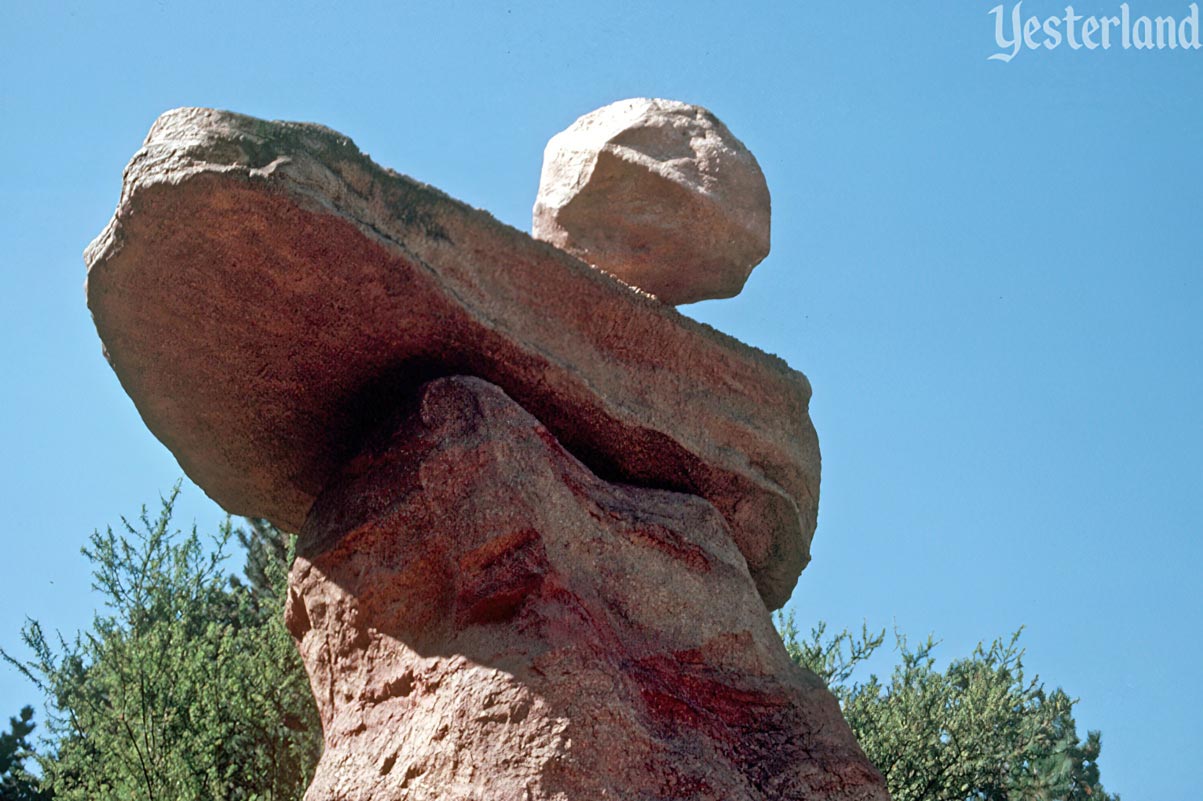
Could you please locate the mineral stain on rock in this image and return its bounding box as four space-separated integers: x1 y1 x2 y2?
288 377 887 800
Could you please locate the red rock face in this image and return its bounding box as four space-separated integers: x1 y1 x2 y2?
287 377 887 801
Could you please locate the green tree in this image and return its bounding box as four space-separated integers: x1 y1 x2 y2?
1 705 51 801
0 483 1122 801
230 518 291 613
1 487 321 801
778 614 1118 801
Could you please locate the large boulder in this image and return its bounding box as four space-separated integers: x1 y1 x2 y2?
85 107 816 609
287 376 888 801
532 98 771 305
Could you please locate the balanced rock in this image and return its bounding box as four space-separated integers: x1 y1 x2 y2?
85 107 816 609
287 376 888 801
532 98 771 305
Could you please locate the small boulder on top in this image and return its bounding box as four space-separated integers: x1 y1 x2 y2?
532 98 771 305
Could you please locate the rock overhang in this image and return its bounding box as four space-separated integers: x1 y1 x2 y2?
84 106 819 610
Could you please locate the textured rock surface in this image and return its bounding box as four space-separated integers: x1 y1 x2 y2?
85 107 816 608
532 98 771 305
287 376 887 801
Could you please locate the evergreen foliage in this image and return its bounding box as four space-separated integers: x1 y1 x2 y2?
1 705 50 801
1 487 320 801
778 613 1119 801
230 518 291 613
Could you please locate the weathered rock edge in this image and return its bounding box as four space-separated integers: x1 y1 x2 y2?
85 107 819 608
287 375 888 801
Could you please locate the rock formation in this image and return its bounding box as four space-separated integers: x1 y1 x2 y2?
84 106 890 800
532 98 771 305
85 107 809 609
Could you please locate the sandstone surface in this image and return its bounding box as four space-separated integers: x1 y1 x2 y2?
287 376 887 801
532 98 771 305
85 107 816 608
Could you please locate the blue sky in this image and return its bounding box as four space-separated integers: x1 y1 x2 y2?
2 2 1199 798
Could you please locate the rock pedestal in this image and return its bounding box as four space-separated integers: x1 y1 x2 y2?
85 108 891 800
287 377 885 801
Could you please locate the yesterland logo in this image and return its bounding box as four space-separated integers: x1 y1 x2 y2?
989 2 1202 60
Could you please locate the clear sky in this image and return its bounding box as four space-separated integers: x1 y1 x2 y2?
2 2 1199 798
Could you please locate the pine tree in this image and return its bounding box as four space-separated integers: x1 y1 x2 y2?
1 486 321 801
0 705 51 801
230 518 291 612
778 613 1120 801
